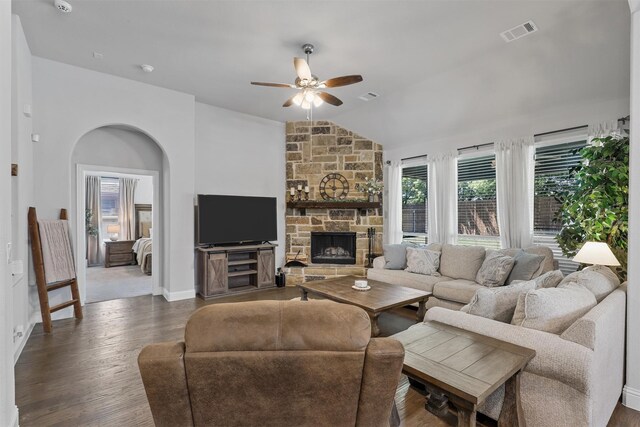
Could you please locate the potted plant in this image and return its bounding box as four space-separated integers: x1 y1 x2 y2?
555 135 629 278
356 177 384 202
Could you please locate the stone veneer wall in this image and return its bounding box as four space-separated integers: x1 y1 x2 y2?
285 120 383 285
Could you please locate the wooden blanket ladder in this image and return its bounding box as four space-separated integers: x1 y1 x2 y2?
28 207 83 333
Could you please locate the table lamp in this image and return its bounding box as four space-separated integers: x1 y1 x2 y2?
572 242 620 267
107 224 120 241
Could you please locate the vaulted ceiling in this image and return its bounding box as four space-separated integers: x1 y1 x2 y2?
13 0 631 148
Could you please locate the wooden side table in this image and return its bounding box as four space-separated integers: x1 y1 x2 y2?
393 321 535 427
104 240 136 268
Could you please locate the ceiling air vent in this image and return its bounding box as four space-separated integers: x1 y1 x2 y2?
500 20 538 43
358 92 379 102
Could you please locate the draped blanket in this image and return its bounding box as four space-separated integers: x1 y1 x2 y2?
38 219 76 284
133 238 152 274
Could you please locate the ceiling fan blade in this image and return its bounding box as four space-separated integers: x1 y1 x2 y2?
283 95 296 107
293 57 312 81
321 75 363 88
317 92 343 106
251 81 295 88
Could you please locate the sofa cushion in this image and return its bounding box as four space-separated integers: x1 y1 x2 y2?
439 244 486 281
558 265 620 303
461 280 537 323
475 250 515 287
506 251 545 284
512 270 564 289
382 243 409 270
405 247 441 276
511 283 597 334
367 268 450 293
524 246 556 274
433 279 483 304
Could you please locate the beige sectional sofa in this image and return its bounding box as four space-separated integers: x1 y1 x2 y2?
367 243 556 310
420 279 626 426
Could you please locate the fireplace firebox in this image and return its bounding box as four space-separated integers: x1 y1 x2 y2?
311 232 356 265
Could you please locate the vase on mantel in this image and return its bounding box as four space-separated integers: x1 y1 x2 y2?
368 194 375 202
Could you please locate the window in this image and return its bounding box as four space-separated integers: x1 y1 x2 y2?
401 164 428 244
457 155 500 248
533 140 586 274
100 177 119 239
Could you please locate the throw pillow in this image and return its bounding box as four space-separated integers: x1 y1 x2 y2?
475 250 516 287
511 283 597 334
461 279 537 323
506 251 545 284
558 265 620 303
383 243 411 270
512 270 564 289
405 247 441 276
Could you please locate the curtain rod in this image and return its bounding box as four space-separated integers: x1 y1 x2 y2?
456 115 630 153
385 154 428 165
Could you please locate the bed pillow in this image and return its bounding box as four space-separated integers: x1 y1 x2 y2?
461 279 537 323
405 247 441 276
511 283 597 334
506 251 545 284
383 243 411 270
475 250 515 287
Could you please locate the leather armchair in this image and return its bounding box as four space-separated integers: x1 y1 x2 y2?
138 300 404 427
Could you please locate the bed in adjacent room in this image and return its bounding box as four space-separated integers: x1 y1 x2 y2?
133 204 153 275
133 238 152 275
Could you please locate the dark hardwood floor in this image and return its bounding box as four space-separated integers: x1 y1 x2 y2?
15 287 640 426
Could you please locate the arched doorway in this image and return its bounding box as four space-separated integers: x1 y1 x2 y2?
71 125 166 303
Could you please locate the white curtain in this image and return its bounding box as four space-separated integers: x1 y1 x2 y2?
384 161 403 244
85 176 102 266
118 178 138 240
495 136 535 249
588 120 624 144
427 152 458 244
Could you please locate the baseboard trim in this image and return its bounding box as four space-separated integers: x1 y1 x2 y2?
13 321 35 363
9 405 19 427
623 385 640 410
163 288 195 302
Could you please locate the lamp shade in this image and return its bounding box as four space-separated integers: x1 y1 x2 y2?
573 242 620 266
107 224 120 234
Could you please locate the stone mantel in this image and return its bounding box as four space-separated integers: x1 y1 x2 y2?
285 120 383 285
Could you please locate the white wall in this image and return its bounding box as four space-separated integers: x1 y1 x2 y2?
32 57 196 315
194 102 286 266
72 126 163 171
10 15 34 363
1 4 18 427
382 97 630 161
135 175 153 205
624 0 640 412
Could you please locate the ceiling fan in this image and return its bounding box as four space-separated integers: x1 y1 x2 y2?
251 44 363 109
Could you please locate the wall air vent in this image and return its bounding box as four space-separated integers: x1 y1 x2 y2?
500 20 538 43
358 92 379 102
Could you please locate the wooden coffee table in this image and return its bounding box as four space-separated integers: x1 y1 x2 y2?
393 321 536 427
298 276 431 336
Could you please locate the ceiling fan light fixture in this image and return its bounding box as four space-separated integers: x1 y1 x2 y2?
313 96 324 107
301 99 312 110
304 91 316 103
292 92 304 106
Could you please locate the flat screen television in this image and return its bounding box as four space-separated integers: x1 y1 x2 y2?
196 194 277 246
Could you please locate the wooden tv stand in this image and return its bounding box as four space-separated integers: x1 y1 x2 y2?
196 243 276 299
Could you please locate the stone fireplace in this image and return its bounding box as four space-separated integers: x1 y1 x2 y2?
285 120 383 285
311 232 356 265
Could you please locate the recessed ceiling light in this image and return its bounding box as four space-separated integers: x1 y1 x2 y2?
93 52 103 60
140 64 154 73
54 0 72 13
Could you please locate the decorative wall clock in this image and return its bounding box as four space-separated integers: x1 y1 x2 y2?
319 173 349 200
